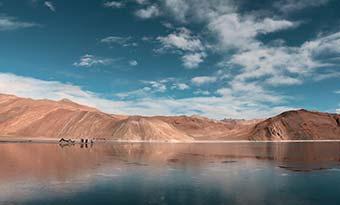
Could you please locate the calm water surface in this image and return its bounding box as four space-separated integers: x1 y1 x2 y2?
1 142 340 205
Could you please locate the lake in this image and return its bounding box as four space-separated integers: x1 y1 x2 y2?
1 142 340 205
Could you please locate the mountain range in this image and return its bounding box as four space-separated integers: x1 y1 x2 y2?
0 93 339 141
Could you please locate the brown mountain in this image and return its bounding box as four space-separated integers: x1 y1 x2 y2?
0 93 339 141
250 109 340 140
0 93 125 138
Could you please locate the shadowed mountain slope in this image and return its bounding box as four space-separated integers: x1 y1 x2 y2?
249 109 340 140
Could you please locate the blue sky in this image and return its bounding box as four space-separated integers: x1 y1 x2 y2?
0 0 339 119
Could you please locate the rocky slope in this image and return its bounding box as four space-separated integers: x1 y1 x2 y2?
0 93 339 141
0 94 124 138
156 115 260 140
250 109 340 140
110 116 194 141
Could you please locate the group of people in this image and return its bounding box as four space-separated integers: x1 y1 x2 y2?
80 138 94 144
58 138 94 144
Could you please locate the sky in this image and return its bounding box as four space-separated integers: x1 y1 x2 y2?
0 0 339 119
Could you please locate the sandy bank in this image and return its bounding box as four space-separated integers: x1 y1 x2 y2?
2 136 340 144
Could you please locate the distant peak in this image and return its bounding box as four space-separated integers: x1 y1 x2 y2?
59 98 74 103
57 98 99 112
58 98 82 107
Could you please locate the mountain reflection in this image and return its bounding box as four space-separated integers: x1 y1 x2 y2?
1 142 340 181
1 142 340 204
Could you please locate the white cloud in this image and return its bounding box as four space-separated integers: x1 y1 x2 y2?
207 31 340 116
157 28 204 52
137 1 295 52
302 32 340 60
171 83 189 90
116 87 151 99
265 75 302 86
129 60 138 66
103 1 125 8
314 71 340 81
119 78 192 99
118 78 191 99
0 16 39 31
274 0 329 13
182 52 206 69
216 82 285 106
157 28 206 68
226 31 340 88
135 0 149 4
0 72 294 119
73 54 112 68
162 0 190 22
2 1 335 119
194 89 210 96
191 76 217 86
162 0 235 23
147 0 295 51
123 0 336 118
135 4 160 19
100 36 137 47
141 80 167 93
208 13 296 50
44 1 56 12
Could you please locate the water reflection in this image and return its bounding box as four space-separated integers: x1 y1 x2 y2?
1 142 340 204
1 142 340 179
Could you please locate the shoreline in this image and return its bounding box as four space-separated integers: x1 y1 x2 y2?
2 137 340 144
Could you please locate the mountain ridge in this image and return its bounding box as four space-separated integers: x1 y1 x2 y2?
0 93 339 141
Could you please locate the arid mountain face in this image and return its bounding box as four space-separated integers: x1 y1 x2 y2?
0 94 339 141
0 94 126 138
250 110 340 140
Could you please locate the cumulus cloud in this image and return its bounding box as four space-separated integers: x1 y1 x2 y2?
116 0 336 117
157 27 206 68
129 60 138 66
226 31 340 89
171 83 189 90
103 1 125 8
161 0 236 23
194 90 210 96
0 16 39 31
141 80 167 93
157 28 204 52
208 14 297 50
181 52 206 69
191 76 217 86
117 78 190 99
73 54 113 67
135 0 296 51
44 1 56 12
135 4 160 19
